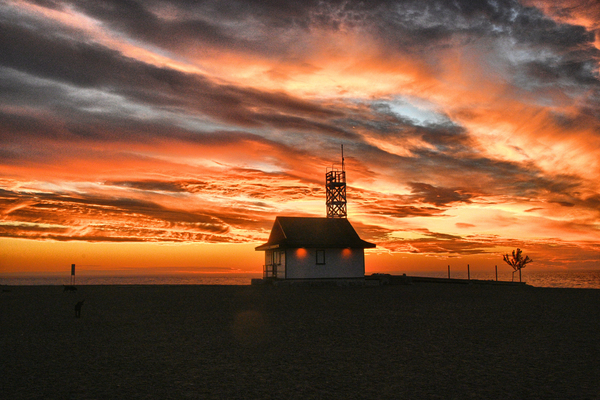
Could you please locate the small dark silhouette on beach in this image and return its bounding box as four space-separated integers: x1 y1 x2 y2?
74 300 84 318
63 285 77 292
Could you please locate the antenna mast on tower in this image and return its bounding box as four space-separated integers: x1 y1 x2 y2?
326 145 347 218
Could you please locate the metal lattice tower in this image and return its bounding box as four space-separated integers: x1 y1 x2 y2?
326 145 347 218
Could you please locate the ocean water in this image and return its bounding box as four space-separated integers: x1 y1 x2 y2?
403 270 600 289
1 270 600 289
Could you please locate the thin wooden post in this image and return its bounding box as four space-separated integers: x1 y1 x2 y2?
448 265 450 279
495 265 498 281
71 264 76 285
467 264 470 280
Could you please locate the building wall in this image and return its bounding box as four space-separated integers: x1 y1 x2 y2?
285 247 364 279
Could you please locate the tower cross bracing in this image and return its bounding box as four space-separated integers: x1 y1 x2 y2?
326 168 347 218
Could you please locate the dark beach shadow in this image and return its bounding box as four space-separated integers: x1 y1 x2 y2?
74 300 84 318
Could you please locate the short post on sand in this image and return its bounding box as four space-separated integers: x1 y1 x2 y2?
71 264 76 286
467 264 470 280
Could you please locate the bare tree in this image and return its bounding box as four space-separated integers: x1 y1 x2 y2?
503 248 533 282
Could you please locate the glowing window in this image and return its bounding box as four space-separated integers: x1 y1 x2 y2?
296 248 307 258
316 249 325 265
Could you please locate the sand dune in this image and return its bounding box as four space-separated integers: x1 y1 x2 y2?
1 284 599 399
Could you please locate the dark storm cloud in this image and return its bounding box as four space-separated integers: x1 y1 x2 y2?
63 0 375 40
365 106 473 154
504 12 600 88
2 0 597 147
107 180 190 193
365 0 600 92
517 58 600 90
63 0 284 56
403 147 554 195
511 9 594 50
35 0 598 62
0 73 352 156
419 124 473 153
408 182 473 206
349 187 448 218
0 20 350 137
9 0 600 90
0 99 265 146
370 203 447 219
550 200 575 207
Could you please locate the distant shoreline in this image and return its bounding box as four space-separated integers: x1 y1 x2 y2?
2 269 600 289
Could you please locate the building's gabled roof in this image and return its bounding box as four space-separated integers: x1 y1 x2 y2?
255 216 376 251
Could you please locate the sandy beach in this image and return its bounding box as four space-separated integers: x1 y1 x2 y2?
1 283 599 399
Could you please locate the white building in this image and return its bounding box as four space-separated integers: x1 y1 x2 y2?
256 148 375 280
255 216 375 280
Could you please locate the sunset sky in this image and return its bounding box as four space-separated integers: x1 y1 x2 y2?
2 0 600 275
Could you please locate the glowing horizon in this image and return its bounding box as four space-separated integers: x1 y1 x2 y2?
2 0 600 275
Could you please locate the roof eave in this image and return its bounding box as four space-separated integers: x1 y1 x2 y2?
254 243 280 251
